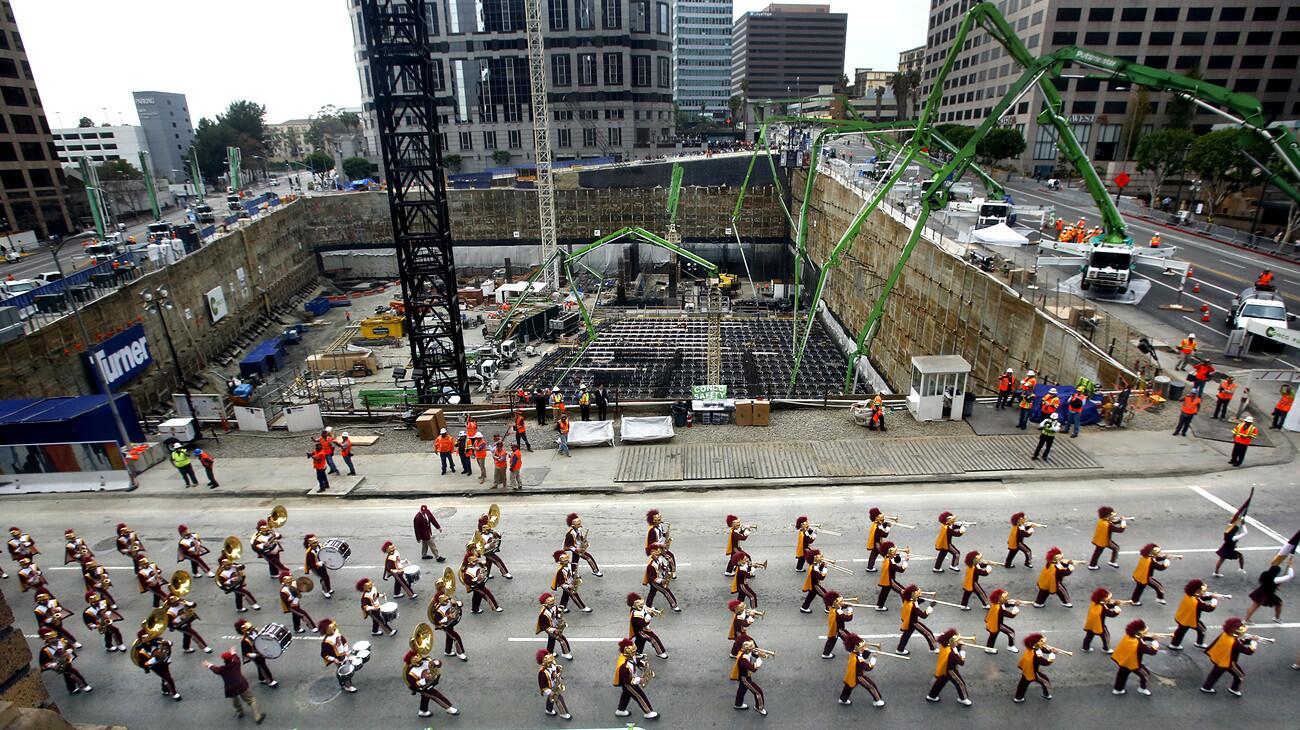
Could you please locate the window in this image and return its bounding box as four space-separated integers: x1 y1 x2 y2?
18 141 43 161
1246 31 1272 45
0 142 14 161
1207 55 1233 70
1102 100 1127 114
1253 6 1280 21
1186 7 1212 21
1283 31 1300 44
575 0 594 29
1071 100 1096 114
458 131 473 150
657 56 670 89
549 0 569 30
0 85 26 106
1274 55 1299 69
1093 124 1123 162
1076 78 1100 92
582 128 596 147
1220 7 1246 22
630 0 648 32
1234 79 1259 93
1084 32 1110 45
631 56 650 87
552 54 571 86
656 2 669 34
603 52 623 86
1120 8 1146 22
577 53 597 86
10 114 34 133
1149 31 1174 45
1051 31 1076 45
601 0 620 29
1182 32 1206 45
1144 55 1169 69
1175 56 1200 70
1153 7 1179 21
483 131 497 149
1055 8 1080 22
1116 32 1141 45
0 170 25 190
1088 8 1113 21
1033 125 1057 160
432 60 445 91
557 128 571 148
1265 78 1290 93
607 128 621 147
1240 56 1266 69
1213 32 1238 45
0 58 16 78
1289 8 1300 21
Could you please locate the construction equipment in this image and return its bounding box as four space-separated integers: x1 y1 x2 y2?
523 0 558 287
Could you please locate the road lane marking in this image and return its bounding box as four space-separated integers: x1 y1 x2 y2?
1190 278 1237 297
1135 271 1229 312
1181 316 1226 339
1117 546 1275 555
1221 260 1247 270
1188 486 1286 544
508 637 625 643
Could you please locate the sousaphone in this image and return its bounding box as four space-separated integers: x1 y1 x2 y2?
222 536 243 561
268 505 288 529
410 623 434 657
486 503 501 529
169 570 192 597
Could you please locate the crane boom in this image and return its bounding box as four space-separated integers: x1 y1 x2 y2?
524 0 559 287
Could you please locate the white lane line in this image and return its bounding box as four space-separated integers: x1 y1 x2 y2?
1182 316 1226 338
1243 623 1300 630
1191 278 1238 296
1189 486 1286 545
1118 546 1276 555
508 637 625 643
1220 260 1247 270
1274 356 1300 370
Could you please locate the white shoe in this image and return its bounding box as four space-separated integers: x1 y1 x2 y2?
733 704 748 710
1088 565 1100 571
985 647 997 654
615 710 630 717
1227 688 1242 697
873 700 885 707
418 710 432 717
495 607 504 612
1061 602 1073 608
958 698 972 706
822 652 834 659
1137 688 1151 696
838 699 851 705
1112 689 1126 696
925 695 940 703
458 653 467 661
252 604 261 610
546 710 557 716
83 685 93 692
580 607 591 613
657 652 668 659
343 686 357 693
446 707 459 715
874 606 887 612
1212 572 1223 578
561 653 573 659
932 568 944 573
560 712 571 719
1008 645 1019 654
1013 697 1025 703
757 708 767 716
1107 562 1120 568
960 605 971 611
1156 598 1166 605
800 607 812 613
643 711 659 719
203 647 213 654
592 571 604 577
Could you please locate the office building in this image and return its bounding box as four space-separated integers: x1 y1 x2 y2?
730 3 847 99
852 68 895 99
348 0 676 174
673 0 732 120
51 125 150 170
898 45 925 76
0 0 73 238
267 119 314 160
132 91 195 183
920 1 1300 174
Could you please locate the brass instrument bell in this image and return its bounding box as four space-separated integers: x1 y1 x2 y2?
411 623 434 656
142 607 169 639
222 536 243 561
295 575 315 593
169 570 192 597
268 505 288 529
487 503 501 529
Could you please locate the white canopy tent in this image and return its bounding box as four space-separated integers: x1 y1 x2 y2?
972 222 1029 247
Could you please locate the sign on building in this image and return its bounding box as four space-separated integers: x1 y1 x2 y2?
85 324 151 390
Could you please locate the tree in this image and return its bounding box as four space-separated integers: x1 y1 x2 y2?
304 150 335 173
97 159 142 181
491 150 513 166
873 86 885 122
936 123 975 150
976 127 1026 165
188 100 269 185
342 156 374 180
890 70 920 120
97 159 147 217
1185 128 1244 222
77 116 94 128
728 94 745 125
1134 128 1194 205
1120 87 1150 160
441 154 463 173
190 117 234 183
306 105 361 150
1165 67 1199 130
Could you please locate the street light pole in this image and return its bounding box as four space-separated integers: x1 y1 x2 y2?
142 287 197 420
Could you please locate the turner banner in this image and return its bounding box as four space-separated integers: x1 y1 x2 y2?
85 324 152 390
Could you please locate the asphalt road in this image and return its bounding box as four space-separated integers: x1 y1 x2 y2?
4 473 1296 729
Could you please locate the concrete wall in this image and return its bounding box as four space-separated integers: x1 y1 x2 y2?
0 587 55 714
0 202 318 411
793 170 1127 394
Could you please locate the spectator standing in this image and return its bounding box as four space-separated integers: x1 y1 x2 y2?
472 434 488 484
1064 390 1086 438
532 388 548 425
1032 413 1060 461
1212 377 1237 420
513 409 532 452
556 413 572 457
309 443 330 492
509 444 523 490
491 437 509 490
413 505 444 562
455 431 473 476
193 448 219 489
1173 392 1201 437
1110 380 1132 427
203 650 266 724
318 428 340 476
337 432 356 476
595 385 610 421
578 387 592 421
1190 361 1215 397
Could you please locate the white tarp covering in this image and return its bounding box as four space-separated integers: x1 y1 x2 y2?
566 420 615 447
972 222 1029 246
619 416 676 443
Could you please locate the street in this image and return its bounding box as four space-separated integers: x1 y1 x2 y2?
5 472 1296 729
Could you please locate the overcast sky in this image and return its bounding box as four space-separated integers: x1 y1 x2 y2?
14 0 925 127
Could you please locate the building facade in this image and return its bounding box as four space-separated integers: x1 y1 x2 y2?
131 91 195 183
0 0 72 238
51 125 150 170
348 0 677 175
898 44 924 76
267 119 313 160
920 0 1300 174
852 68 895 99
731 3 847 99
673 0 732 120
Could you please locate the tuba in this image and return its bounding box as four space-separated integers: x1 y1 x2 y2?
410 623 434 657
169 570 192 597
268 505 288 529
222 536 243 561
487 503 501 530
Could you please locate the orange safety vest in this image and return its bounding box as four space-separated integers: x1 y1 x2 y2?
509 449 522 471
473 437 487 459
1020 376 1037 392
1256 272 1274 287
1181 395 1201 414
1067 395 1085 413
492 447 508 468
1178 338 1197 355
558 418 570 435
466 419 478 439
434 435 455 453
514 414 527 433
1217 382 1237 401
997 374 1014 393
1040 395 1059 414
1232 423 1258 445
1277 393 1294 413
311 451 327 470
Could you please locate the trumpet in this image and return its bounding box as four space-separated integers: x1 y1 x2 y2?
1204 592 1233 600
1243 634 1276 644
751 560 768 570
810 523 843 536
1163 554 1184 560
743 524 759 533
746 610 766 617
955 521 978 527
1042 644 1074 657
822 559 856 575
645 606 663 617
1025 522 1048 528
753 648 777 658
922 597 966 609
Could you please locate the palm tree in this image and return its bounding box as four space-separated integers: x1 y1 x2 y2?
891 71 920 120
874 86 885 122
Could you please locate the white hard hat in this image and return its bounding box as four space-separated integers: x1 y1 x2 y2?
171 443 183 450
1027 370 1036 376
552 386 560 392
1243 415 1254 422
1187 333 1195 339
458 430 466 436
340 432 349 438
325 426 334 432
439 428 447 434
1048 387 1057 394
1050 413 1059 420
1005 368 1013 373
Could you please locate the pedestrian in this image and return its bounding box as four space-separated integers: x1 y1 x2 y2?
472 433 488 484
434 428 455 475
595 385 609 421
1228 416 1259 467
413 505 444 562
193 448 219 488
1110 379 1131 427
509 443 523 490
1235 387 1252 421
1161 196 1171 212
318 428 340 475
1175 334 1197 372
491 436 508 490
532 388 548 425
1016 390 1034 430
1172 391 1201 437
1271 384 1293 429
203 649 266 724
308 442 329 492
556 413 571 457
513 408 532 452
1190 360 1215 396
170 444 199 487
1212 376 1236 420
578 387 591 421
455 430 473 475
337 432 356 476
1063 390 1086 438
1032 413 1059 461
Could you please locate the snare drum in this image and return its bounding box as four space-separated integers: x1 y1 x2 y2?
336 658 357 681
402 565 421 586
379 601 399 622
253 623 292 660
318 539 352 571
351 641 372 665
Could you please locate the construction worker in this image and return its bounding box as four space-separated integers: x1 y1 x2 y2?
1149 234 1161 248
1063 390 1086 438
170 444 199 487
1229 417 1259 467
1032 413 1060 461
508 444 523 490
578 387 591 422
556 413 571 457
513 408 532 451
308 442 329 492
1054 218 1064 238
1016 390 1035 430
193 448 219 488
472 433 488 483
1039 387 1060 420
1172 391 1201 437
1271 384 1293 430
1175 334 1197 371
996 368 1016 410
549 387 566 417
434 428 456 475
1212 376 1237 420
491 436 508 490
455 430 472 476
1020 370 1037 396
1190 360 1215 396
1254 269 1274 290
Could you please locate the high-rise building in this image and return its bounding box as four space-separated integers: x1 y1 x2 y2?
51 125 151 170
348 0 677 174
898 45 925 76
0 0 72 238
920 1 1300 174
673 0 732 120
131 91 195 183
730 3 847 99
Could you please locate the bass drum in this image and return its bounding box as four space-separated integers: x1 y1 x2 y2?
402 565 421 586
253 622 292 660
319 539 352 571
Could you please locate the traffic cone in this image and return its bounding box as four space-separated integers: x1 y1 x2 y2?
1187 266 1195 278
1192 281 1200 293
1201 304 1211 322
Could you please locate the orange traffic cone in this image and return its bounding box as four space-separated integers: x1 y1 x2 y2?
1201 304 1211 322
1192 281 1200 293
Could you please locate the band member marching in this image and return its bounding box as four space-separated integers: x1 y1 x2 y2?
537 650 572 719
933 512 968 573
34 592 80 648
1033 548 1075 607
731 639 768 716
135 628 180 700
431 588 467 659
39 629 92 695
551 550 589 613
251 519 288 578
1170 579 1219 650
134 554 169 608
800 549 831 613
723 515 753 576
115 523 143 560
353 578 393 636
1213 513 1249 577
279 571 317 633
728 599 762 658
960 551 992 610
1013 634 1059 702
404 650 459 717
897 585 937 655
164 592 211 654
1200 618 1260 696
645 510 675 576
984 589 1021 654
17 557 46 596
63 529 92 565
1088 507 1127 570
823 592 855 659
612 638 658 720
1083 588 1125 653
925 629 972 706
80 556 117 610
536 593 571 659
477 514 512 580
1111 619 1161 696
795 516 817 571
865 508 893 572
176 525 214 577
874 543 908 611
7 526 37 564
643 543 680 612
838 633 887 707
382 542 418 600
627 592 668 658
462 546 500 613
1130 543 1173 605
564 513 603 576
1005 513 1036 568
81 590 125 652
731 550 760 608
319 619 358 693
303 535 333 598
216 554 260 612
234 620 277 687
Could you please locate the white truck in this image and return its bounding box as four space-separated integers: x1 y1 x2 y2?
1227 287 1293 332
1078 242 1134 294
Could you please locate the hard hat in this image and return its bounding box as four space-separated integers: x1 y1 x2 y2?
439 428 447 434
458 430 466 436
1187 333 1195 339
325 426 334 432
552 386 560 392
192 448 202 456
1027 370 1036 376
340 432 349 439
1005 367 1013 373
1050 413 1059 420
1048 387 1057 394
1243 415 1254 422
171 443 183 451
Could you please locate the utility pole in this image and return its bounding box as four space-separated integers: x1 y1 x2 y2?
79 157 107 238
525 0 559 288
139 151 161 220
227 146 242 191
189 149 207 199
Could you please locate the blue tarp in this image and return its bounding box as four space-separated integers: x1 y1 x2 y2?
0 394 144 445
238 336 286 378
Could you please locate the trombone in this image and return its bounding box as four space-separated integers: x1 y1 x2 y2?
1041 643 1074 656
917 592 964 609
822 558 856 575
795 523 842 536
752 648 777 658
883 516 916 529
749 559 768 570
863 643 912 660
